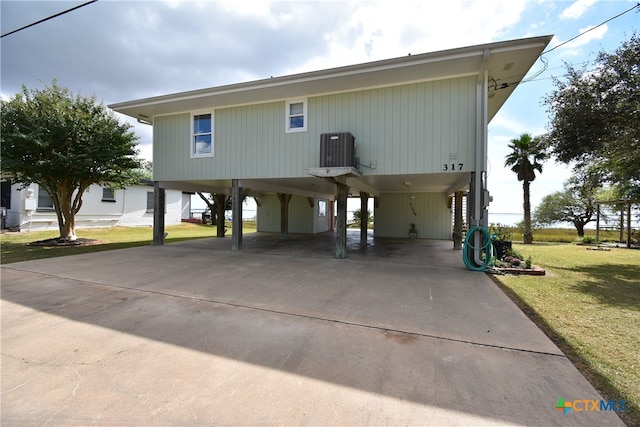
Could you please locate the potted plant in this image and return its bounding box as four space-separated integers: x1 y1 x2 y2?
490 223 513 259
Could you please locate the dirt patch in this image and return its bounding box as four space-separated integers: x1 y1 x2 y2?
384 330 418 344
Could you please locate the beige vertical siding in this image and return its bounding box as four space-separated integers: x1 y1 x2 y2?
256 194 279 232
374 192 452 239
153 76 476 181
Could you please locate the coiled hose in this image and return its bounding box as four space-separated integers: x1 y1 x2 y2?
462 225 494 271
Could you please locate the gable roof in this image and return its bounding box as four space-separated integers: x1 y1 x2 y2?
110 35 552 122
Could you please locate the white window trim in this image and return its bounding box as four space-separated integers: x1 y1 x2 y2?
285 98 307 133
190 111 214 158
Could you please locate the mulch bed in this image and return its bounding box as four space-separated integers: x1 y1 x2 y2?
495 267 546 276
28 238 105 247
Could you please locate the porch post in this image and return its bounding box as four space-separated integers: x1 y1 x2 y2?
214 193 227 238
596 203 600 243
626 202 632 249
277 193 292 240
231 179 243 251
453 191 464 250
336 182 349 259
152 181 165 245
359 191 369 246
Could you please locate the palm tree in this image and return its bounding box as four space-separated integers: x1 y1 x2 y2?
504 133 548 244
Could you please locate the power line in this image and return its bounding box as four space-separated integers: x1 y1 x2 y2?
490 3 639 92
542 2 639 54
1 0 99 39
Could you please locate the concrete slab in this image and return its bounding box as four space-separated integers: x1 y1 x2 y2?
1 232 625 426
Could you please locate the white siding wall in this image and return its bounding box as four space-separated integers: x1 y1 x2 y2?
181 193 192 220
374 192 452 239
5 184 182 231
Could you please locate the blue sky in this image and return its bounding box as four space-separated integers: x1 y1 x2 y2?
1 0 638 217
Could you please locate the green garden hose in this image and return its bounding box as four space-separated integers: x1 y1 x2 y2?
462 225 494 271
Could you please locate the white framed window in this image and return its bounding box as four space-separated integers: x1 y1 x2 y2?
285 99 307 133
191 112 214 157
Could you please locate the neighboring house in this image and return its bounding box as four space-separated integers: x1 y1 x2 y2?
0 179 187 232
110 36 552 257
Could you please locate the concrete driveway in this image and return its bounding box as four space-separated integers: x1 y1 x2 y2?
1 232 625 426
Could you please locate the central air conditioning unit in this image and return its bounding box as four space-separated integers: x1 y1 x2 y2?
320 132 355 168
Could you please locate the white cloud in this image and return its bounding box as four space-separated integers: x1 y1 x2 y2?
544 23 609 57
293 0 528 73
559 0 598 19
563 24 608 49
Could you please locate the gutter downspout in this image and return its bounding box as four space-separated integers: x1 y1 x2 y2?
472 49 491 265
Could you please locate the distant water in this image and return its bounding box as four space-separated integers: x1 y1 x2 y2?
488 212 575 229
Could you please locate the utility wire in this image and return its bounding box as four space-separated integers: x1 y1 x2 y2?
542 2 639 54
490 2 639 91
1 0 98 39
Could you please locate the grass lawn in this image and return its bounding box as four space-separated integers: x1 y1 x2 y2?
493 243 640 426
0 222 256 264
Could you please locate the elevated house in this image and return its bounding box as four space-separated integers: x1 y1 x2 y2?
110 36 552 258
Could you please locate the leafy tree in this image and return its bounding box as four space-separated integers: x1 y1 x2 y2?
352 208 372 227
534 170 601 237
129 161 153 181
544 33 640 198
0 81 141 241
197 192 231 225
504 133 548 244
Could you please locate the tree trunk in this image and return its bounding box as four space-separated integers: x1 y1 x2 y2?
61 213 77 241
197 192 216 225
575 222 585 237
522 180 533 244
55 183 77 241
214 194 227 237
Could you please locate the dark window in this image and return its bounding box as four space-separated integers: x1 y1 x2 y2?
37 189 54 210
102 188 116 202
146 192 154 212
1 180 11 209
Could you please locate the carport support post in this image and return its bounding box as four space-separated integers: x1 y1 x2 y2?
214 194 227 238
277 193 292 240
336 182 349 259
453 191 464 250
231 179 242 251
152 181 165 245
359 192 369 246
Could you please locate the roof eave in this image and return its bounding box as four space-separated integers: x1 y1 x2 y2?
109 35 553 120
